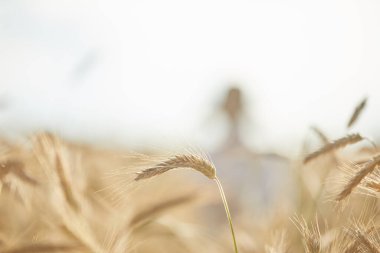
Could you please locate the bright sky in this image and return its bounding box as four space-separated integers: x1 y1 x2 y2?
1 0 380 155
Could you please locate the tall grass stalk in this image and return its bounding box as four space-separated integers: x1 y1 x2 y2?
215 177 239 253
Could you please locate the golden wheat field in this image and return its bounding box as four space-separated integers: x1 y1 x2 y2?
3 1 380 252
0 98 380 253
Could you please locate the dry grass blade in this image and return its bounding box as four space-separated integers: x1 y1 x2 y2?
304 134 363 164
129 192 197 228
1 243 80 253
134 154 216 180
347 97 367 128
336 154 380 201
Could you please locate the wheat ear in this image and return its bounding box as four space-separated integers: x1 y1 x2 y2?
135 154 216 180
351 228 380 253
135 154 239 253
304 134 364 164
292 216 321 253
347 97 367 128
336 154 380 201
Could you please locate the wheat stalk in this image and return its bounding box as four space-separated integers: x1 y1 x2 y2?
310 126 329 144
304 134 364 164
214 177 239 253
129 192 197 228
134 154 238 253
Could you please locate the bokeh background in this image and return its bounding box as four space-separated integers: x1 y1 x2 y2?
1 0 380 156
3 2 380 253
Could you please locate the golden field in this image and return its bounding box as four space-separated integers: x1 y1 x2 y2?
1 99 380 253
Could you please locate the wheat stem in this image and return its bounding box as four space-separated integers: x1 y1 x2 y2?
215 177 238 253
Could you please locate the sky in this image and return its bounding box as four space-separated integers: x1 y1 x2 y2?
1 0 380 155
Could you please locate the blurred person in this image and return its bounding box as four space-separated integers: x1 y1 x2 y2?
209 86 295 217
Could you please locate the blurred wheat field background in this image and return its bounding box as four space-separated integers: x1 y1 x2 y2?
2 1 380 252
1 97 380 252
